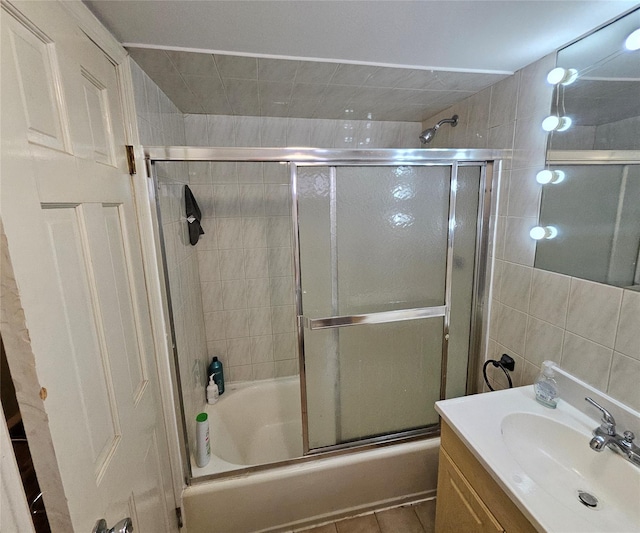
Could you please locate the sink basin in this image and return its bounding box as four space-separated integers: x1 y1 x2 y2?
501 413 640 529
436 374 640 533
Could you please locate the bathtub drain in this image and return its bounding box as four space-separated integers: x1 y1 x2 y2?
577 490 599 508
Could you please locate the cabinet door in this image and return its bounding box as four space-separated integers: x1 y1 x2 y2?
435 448 504 533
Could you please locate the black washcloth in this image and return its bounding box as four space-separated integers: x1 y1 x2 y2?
184 185 205 245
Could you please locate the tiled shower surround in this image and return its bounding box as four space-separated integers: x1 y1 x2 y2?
424 55 640 411
183 114 421 382
132 51 638 415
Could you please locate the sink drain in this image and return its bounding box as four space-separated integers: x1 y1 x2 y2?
578 490 599 508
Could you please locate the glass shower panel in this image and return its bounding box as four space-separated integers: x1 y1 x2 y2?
337 166 450 313
297 164 451 450
446 165 482 399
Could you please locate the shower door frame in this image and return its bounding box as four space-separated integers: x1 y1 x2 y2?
143 146 505 482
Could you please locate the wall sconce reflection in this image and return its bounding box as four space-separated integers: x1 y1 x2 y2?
625 28 640 50
546 67 578 85
536 169 565 184
542 115 572 132
530 225 558 240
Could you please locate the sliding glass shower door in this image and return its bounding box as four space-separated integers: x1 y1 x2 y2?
295 163 482 451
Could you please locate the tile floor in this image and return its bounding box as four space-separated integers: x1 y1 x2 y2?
297 500 436 533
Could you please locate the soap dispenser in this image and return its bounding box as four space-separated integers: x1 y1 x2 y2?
206 374 219 404
534 360 559 408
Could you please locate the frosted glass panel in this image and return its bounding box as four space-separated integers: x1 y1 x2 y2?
297 164 452 449
447 166 481 398
337 166 449 313
305 319 443 449
297 165 450 320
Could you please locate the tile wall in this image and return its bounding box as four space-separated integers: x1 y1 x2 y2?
424 55 640 411
131 60 208 451
183 114 422 382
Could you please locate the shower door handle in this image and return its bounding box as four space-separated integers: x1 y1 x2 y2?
301 305 446 330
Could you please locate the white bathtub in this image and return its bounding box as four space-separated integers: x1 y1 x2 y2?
191 376 303 476
184 376 440 533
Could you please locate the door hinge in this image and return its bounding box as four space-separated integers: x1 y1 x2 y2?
175 507 183 529
125 145 136 175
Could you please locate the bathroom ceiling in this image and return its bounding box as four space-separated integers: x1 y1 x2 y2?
85 1 639 121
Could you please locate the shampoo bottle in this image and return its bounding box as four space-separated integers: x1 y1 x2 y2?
208 356 225 395
534 360 559 408
195 412 210 467
206 374 219 404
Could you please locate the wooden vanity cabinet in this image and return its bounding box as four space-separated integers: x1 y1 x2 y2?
435 421 538 533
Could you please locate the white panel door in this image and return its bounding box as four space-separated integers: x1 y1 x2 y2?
0 2 177 531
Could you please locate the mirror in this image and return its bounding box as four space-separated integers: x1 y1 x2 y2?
535 8 640 289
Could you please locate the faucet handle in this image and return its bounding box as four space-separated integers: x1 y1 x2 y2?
623 431 635 444
585 397 616 435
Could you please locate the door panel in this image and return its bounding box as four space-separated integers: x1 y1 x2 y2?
1 2 176 531
297 164 452 450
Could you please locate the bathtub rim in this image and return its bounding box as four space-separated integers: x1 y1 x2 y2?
190 424 440 485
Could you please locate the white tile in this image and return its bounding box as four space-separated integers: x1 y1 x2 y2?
270 276 294 306
242 217 268 248
615 290 640 360
561 332 613 391
201 281 224 313
264 184 290 216
235 116 261 147
500 262 532 313
512 115 547 170
204 311 226 342
226 338 252 367
251 335 274 363
268 247 293 277
275 359 298 377
607 352 640 411
566 278 623 348
215 218 244 249
228 365 252 382
516 54 555 122
274 332 296 361
266 217 292 247
184 114 209 146
489 73 519 128
197 250 221 281
224 309 250 338
287 118 312 146
213 185 241 217
237 162 263 184
252 362 276 380
207 115 236 147
524 316 563 368
245 278 271 308
507 168 542 219
271 305 296 334
263 162 289 184
239 185 266 217
222 280 248 310
503 216 537 266
244 248 270 279
218 249 245 280
260 117 288 147
492 302 527 355
529 269 571 327
248 307 272 336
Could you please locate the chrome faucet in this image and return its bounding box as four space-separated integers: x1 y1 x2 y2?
585 397 640 468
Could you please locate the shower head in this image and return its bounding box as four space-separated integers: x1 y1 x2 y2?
419 114 459 144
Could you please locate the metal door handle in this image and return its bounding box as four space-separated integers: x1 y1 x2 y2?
93 517 133 533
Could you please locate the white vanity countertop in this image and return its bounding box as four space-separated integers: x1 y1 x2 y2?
435 380 640 533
